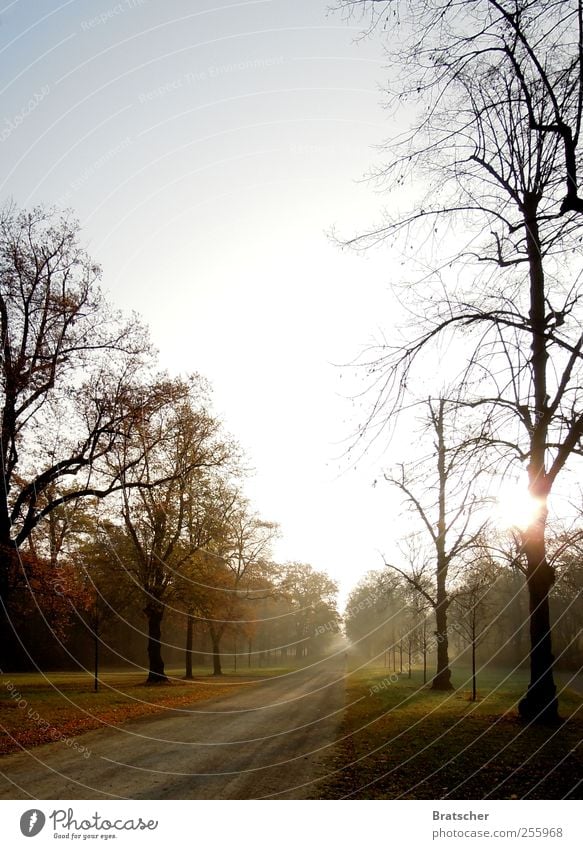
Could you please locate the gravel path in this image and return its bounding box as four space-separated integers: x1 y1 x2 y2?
0 659 345 800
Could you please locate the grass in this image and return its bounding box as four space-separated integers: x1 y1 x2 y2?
316 663 583 800
0 664 290 756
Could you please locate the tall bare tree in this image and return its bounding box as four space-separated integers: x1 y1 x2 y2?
382 399 486 688
337 0 583 721
451 554 499 700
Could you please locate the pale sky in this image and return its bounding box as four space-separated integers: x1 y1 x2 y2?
1 0 411 606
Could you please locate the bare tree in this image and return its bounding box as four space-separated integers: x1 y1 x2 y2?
337 0 583 213
337 0 583 722
382 399 486 688
451 555 499 700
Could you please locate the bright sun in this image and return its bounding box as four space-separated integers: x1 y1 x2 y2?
494 483 543 531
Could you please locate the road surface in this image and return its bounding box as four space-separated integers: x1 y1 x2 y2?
0 660 345 800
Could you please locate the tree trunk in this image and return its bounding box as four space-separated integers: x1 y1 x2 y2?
0 543 24 672
408 638 412 679
432 400 453 690
211 633 222 676
518 196 559 724
248 638 252 668
184 612 193 679
422 620 427 684
0 553 14 671
94 629 99 693
471 618 476 702
145 602 167 683
519 522 558 722
432 600 453 690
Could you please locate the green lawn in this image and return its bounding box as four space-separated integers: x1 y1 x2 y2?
0 665 291 756
316 663 583 800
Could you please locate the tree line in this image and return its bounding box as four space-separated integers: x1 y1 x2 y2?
0 202 340 684
346 532 583 702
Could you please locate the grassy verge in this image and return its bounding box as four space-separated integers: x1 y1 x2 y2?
0 665 288 756
317 664 583 800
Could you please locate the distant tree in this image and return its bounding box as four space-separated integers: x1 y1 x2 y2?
382 400 486 689
187 552 246 676
280 562 341 660
173 478 241 678
242 582 300 667
192 502 279 676
74 517 140 691
548 533 583 670
403 577 433 683
344 569 405 664
238 617 258 670
344 571 382 658
451 555 499 700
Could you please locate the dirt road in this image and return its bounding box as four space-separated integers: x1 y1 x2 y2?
0 660 345 800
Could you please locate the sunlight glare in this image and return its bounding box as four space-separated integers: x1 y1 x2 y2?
494 483 543 531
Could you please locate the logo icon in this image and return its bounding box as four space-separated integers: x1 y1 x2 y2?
19 810 46 837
